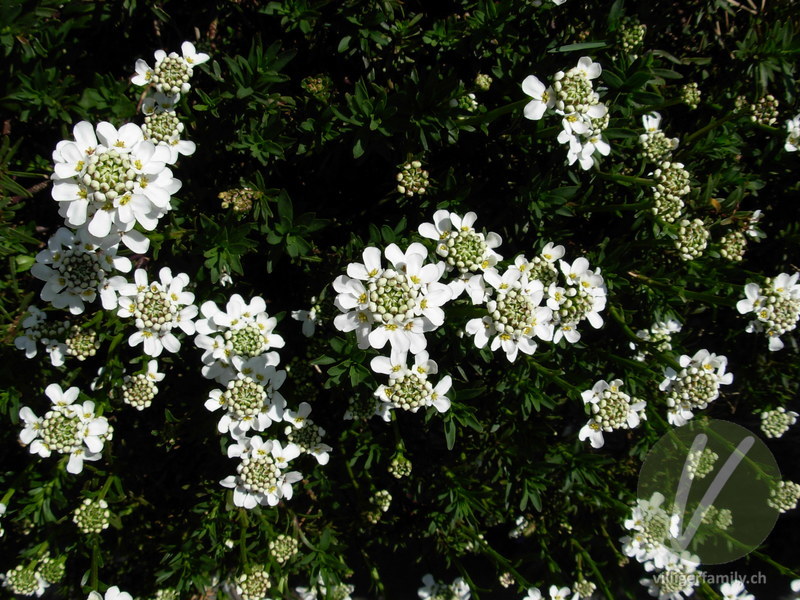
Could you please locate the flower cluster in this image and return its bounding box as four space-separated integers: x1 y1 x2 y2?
786 114 800 152
680 82 701 109
522 56 610 170
685 448 718 480
64 325 100 360
749 94 780 126
659 349 733 426
31 227 131 314
365 489 392 523
333 243 451 354
451 92 478 112
620 492 702 598
578 379 646 449
132 41 209 95
19 384 112 474
2 564 48 597
760 407 798 438
674 218 709 261
119 360 165 410
140 93 196 163
219 186 262 213
475 73 492 91
371 349 452 420
301 74 334 102
630 318 682 361
736 273 800 351
235 568 271 600
397 160 430 196
269 533 299 564
73 498 111 534
14 307 70 366
639 113 679 163
650 161 690 223
619 18 646 55
767 480 800 513
117 268 197 357
719 229 747 262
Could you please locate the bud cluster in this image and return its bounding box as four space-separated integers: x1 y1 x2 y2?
651 161 690 223
640 130 679 163
237 567 271 600
2 564 43 596
619 18 646 54
121 372 158 410
719 229 747 262
389 453 412 478
219 187 262 213
767 480 800 513
760 407 798 439
451 92 478 112
701 505 733 530
73 498 111 534
365 489 392 524
686 448 718 480
680 82 701 109
269 534 299 564
660 350 733 426
750 95 780 126
674 218 709 261
572 579 597 599
396 160 430 196
301 74 334 102
474 73 492 91
65 325 100 360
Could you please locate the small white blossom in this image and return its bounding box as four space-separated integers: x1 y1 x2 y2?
660 350 733 426
131 41 209 95
736 273 800 351
579 379 646 448
221 436 302 508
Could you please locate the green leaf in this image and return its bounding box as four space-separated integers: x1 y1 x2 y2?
549 41 607 53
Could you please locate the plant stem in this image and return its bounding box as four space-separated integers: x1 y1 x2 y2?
596 172 655 186
571 538 614 600
684 113 735 145
576 200 651 213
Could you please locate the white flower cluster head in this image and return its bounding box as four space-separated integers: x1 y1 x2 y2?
120 360 165 410
141 92 196 164
465 247 606 361
296 576 354 600
631 319 682 361
784 114 800 152
639 113 679 163
418 574 471 600
767 480 800 513
14 306 70 366
760 407 798 438
578 379 646 449
195 294 328 508
371 349 452 421
522 57 610 170
132 41 209 95
736 273 800 351
659 349 733 426
333 243 452 354
117 267 197 357
31 227 131 315
620 492 702 596
51 120 180 251
418 210 502 300
18 384 112 474
674 218 709 261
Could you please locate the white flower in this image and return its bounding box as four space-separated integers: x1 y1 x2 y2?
719 580 753 600
141 93 196 164
283 403 332 465
785 114 800 152
117 267 197 357
221 436 302 508
51 121 180 247
736 273 800 351
548 257 606 344
579 379 646 448
31 227 131 314
195 293 285 383
19 384 111 474
643 112 663 133
522 75 555 120
660 350 733 426
205 354 286 437
292 296 321 337
131 41 209 94
418 575 471 600
333 243 452 353
371 348 452 417
88 586 133 600
418 210 503 275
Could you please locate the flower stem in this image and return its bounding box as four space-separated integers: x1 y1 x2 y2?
596 172 655 186
684 113 735 145
570 538 614 600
